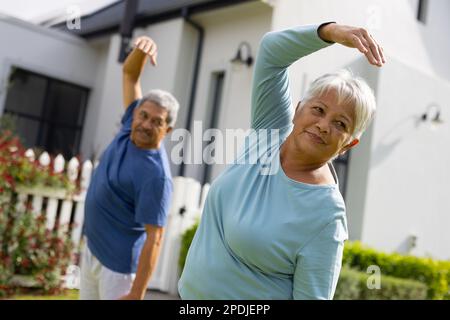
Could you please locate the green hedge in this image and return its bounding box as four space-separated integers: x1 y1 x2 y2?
335 267 428 300
342 241 450 299
443 261 450 299
178 222 199 274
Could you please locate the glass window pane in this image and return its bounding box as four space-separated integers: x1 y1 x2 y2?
2 68 88 158
7 115 40 148
40 124 80 158
43 81 88 127
4 68 47 117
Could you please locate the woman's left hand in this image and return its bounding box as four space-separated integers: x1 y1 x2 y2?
319 23 385 67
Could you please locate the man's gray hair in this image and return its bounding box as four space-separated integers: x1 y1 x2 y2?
141 89 180 127
302 69 376 140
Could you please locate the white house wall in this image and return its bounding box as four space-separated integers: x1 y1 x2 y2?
340 57 380 242
362 57 450 260
166 20 198 176
270 0 450 89
78 38 110 160
181 1 273 181
82 19 192 167
410 0 450 81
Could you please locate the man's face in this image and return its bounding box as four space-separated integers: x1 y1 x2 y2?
291 88 358 162
131 101 172 149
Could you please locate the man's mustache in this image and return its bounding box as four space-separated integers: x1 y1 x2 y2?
135 127 154 136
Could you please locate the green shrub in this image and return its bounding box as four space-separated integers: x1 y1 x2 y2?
343 241 450 299
178 222 199 274
0 130 75 298
439 260 450 299
335 267 428 300
334 267 361 299
0 198 74 297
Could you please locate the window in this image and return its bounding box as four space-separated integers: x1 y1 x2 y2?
3 67 89 158
333 151 351 199
202 71 225 184
417 0 428 23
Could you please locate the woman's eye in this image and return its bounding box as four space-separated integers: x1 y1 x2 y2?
336 121 346 129
313 106 323 113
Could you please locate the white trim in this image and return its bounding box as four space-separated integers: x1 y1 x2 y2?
0 14 88 47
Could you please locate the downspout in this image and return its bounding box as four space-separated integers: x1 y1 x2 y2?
179 7 204 177
118 0 138 63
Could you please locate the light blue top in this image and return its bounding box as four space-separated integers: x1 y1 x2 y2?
178 24 348 299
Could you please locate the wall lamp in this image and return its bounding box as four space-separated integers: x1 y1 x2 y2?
421 103 444 125
231 42 254 67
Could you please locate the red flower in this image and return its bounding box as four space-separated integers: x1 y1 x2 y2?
21 258 30 268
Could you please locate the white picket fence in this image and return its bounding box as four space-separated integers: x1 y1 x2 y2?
14 150 94 250
13 149 209 295
148 176 209 294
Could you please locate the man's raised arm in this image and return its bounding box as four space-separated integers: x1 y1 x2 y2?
122 36 158 109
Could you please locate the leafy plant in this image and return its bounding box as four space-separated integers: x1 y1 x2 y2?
343 241 450 299
334 267 428 300
0 130 74 192
0 128 76 297
178 222 199 274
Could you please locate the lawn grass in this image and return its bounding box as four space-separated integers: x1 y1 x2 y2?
10 289 79 300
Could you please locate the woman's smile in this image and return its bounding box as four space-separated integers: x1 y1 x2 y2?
304 131 326 144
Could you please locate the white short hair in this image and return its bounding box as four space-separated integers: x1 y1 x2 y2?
302 69 376 140
141 89 180 127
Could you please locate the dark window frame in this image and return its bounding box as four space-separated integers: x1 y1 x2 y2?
3 66 90 158
417 0 428 24
333 150 351 200
202 71 225 185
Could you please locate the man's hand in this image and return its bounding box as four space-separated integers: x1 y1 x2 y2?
318 23 385 67
133 36 158 66
122 36 159 107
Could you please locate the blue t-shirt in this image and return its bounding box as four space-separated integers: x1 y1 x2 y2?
178 25 348 299
84 99 173 274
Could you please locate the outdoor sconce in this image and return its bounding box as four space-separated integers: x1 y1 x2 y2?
404 234 418 254
231 42 254 67
421 103 444 125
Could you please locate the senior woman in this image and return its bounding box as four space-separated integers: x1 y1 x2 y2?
178 22 384 299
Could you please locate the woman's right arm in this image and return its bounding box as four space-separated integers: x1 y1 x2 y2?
251 23 385 130
293 218 348 300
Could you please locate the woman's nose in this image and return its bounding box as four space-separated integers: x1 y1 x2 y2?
316 119 330 133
